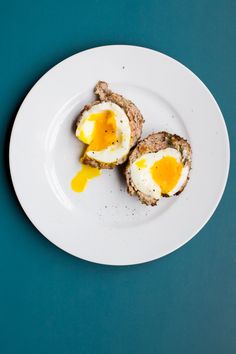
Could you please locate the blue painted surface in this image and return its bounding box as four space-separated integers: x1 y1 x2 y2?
0 1 235 353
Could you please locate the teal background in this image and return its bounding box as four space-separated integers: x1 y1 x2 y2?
1 1 236 353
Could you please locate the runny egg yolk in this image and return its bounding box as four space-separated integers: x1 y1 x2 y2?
71 165 101 193
151 156 183 194
79 110 117 152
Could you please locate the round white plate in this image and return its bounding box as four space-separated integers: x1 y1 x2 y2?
9 45 230 265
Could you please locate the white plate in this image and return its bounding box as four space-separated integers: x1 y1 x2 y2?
9 45 230 265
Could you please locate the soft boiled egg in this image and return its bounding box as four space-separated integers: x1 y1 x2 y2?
130 148 190 200
76 102 131 164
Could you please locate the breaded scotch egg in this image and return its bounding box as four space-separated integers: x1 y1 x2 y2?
76 81 144 169
125 132 192 206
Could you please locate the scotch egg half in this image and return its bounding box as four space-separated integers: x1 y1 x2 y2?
76 102 131 167
75 81 144 169
125 132 192 206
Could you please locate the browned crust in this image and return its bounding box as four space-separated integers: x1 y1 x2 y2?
77 81 144 169
81 155 118 169
125 132 192 206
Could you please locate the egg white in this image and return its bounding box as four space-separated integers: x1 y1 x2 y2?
76 102 131 163
130 148 189 199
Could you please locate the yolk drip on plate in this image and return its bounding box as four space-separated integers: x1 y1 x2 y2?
79 110 117 151
71 164 101 193
151 156 183 194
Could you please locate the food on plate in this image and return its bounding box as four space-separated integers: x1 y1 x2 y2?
125 132 192 206
72 83 192 203
71 165 101 193
75 81 144 169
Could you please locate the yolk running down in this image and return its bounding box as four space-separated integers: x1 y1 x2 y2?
71 165 101 193
81 110 117 152
151 156 183 194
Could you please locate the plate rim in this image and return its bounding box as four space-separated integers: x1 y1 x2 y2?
9 44 230 265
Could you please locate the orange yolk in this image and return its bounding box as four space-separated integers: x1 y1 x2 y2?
151 156 183 194
71 165 101 193
85 110 117 151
